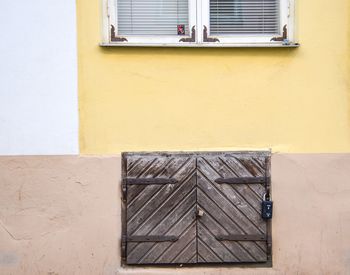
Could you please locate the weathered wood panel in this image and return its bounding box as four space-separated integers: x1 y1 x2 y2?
122 151 271 265
123 153 197 264
197 153 270 263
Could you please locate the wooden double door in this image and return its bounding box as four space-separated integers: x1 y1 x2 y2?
121 151 271 265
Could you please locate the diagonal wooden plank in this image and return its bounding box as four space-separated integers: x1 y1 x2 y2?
127 205 196 264
197 202 265 262
197 187 245 234
197 238 222 263
127 157 141 171
155 222 196 263
198 254 206 263
199 157 263 217
187 253 197 264
198 219 259 262
237 241 267 262
218 156 262 201
197 169 264 234
133 205 196 262
127 157 177 203
237 157 264 177
128 170 196 234
127 157 194 220
127 156 189 207
198 222 240 262
197 153 269 264
171 237 197 263
224 156 266 200
127 187 196 255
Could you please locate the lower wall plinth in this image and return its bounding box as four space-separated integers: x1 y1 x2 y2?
0 154 349 274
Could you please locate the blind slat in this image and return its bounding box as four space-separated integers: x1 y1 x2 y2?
117 0 189 36
210 0 280 35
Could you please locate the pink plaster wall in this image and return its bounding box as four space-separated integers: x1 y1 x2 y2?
0 154 349 274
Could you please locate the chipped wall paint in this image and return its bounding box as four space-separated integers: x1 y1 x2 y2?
0 0 78 155
77 0 350 154
1 154 350 274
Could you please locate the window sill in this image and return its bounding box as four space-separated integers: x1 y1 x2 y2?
100 42 300 48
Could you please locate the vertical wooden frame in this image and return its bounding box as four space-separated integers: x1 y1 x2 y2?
121 153 128 265
265 154 273 266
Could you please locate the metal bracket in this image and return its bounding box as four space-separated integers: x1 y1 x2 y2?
179 26 196 42
111 25 128 42
215 177 268 184
125 178 177 185
121 234 127 261
271 25 287 42
121 178 127 202
203 26 220 42
127 236 178 242
216 234 267 241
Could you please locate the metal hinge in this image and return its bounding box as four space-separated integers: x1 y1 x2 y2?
215 177 268 184
126 235 178 242
125 178 178 185
121 234 127 261
121 178 127 202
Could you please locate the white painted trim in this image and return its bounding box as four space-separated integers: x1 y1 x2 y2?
103 0 197 44
101 0 297 46
100 42 299 47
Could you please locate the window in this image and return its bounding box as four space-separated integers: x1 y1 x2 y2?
101 0 296 47
121 151 272 265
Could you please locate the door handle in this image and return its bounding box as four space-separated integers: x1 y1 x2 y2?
196 207 204 217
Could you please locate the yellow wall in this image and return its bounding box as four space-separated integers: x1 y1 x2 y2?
77 0 350 154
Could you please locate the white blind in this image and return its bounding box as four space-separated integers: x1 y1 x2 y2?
117 0 189 36
210 0 279 35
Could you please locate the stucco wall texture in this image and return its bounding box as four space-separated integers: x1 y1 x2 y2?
77 0 350 154
1 154 350 274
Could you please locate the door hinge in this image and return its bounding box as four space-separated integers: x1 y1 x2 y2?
121 234 127 261
121 178 127 202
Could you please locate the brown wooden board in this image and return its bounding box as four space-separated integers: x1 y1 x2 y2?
122 151 271 266
196 153 269 263
123 153 197 264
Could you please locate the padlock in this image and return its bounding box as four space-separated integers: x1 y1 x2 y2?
262 193 273 219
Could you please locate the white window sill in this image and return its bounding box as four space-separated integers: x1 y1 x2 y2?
99 42 300 48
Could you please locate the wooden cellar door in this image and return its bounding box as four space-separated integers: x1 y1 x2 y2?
196 152 271 263
122 153 197 264
122 151 271 265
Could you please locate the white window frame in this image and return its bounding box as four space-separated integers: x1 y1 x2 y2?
100 0 297 47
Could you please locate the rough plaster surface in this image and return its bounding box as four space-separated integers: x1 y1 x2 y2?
78 0 350 154
0 154 350 274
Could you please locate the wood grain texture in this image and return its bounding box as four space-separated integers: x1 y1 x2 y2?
122 151 271 265
124 153 197 264
197 154 269 263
